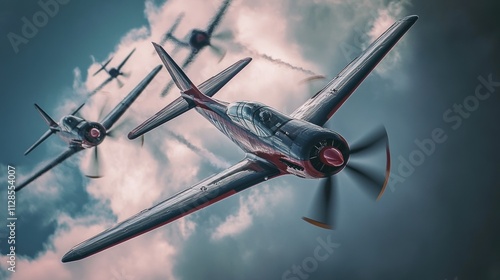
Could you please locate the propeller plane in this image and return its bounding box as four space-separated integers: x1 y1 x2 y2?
61 15 418 262
90 48 137 95
158 0 234 96
15 65 162 191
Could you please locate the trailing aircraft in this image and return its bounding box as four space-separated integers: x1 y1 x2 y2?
15 65 162 191
157 0 233 96
90 48 137 95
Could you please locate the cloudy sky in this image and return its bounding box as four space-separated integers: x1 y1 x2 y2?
1 0 499 279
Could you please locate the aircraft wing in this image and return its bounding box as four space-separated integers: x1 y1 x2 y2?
15 147 84 192
129 57 251 139
92 57 114 76
206 0 232 36
116 48 137 72
62 155 280 262
100 65 162 130
291 15 418 127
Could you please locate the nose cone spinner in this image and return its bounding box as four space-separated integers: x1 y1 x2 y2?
320 147 344 167
90 127 101 138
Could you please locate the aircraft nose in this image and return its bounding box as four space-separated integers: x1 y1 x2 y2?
90 127 101 138
319 147 344 167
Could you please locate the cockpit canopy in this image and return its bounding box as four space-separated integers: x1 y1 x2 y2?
60 116 84 132
226 102 291 137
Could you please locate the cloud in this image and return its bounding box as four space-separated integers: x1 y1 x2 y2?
211 184 292 240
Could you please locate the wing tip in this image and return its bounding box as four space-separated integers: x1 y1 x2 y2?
127 131 138 140
61 249 79 263
402 15 419 23
241 57 252 65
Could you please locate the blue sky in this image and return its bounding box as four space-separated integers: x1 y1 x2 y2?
1 0 500 279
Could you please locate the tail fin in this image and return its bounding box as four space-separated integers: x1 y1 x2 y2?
34 104 58 128
128 47 251 140
166 13 184 39
152 42 215 105
24 104 60 155
93 57 113 76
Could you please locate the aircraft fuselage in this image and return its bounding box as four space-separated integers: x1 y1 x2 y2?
189 29 210 51
108 68 120 78
195 101 350 179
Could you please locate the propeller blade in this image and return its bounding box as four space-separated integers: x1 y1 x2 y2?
96 98 109 122
349 126 388 155
120 71 131 78
106 118 131 138
208 44 226 62
85 146 103 178
116 78 124 88
345 162 387 200
302 176 337 229
212 30 234 40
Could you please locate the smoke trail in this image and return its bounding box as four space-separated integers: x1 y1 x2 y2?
229 41 320 76
160 81 175 97
165 130 231 169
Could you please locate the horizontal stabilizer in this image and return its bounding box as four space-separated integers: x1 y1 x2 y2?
24 104 59 155
34 104 58 128
93 57 113 76
128 57 251 139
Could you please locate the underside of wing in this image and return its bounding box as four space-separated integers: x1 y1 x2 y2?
291 15 418 127
16 147 84 192
62 155 280 262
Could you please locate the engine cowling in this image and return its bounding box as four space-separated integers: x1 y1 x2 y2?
306 134 349 176
80 122 106 148
279 119 350 178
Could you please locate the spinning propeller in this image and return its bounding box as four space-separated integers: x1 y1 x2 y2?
84 100 144 178
302 126 391 229
209 29 234 62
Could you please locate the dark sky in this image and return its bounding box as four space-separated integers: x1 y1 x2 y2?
1 0 500 279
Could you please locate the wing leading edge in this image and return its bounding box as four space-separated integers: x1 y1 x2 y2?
62 155 280 262
100 65 162 130
291 15 418 127
16 147 84 192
